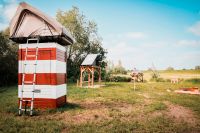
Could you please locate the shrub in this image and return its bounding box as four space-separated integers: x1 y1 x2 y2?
150 77 165 82
166 67 174 71
165 79 171 82
108 76 131 82
185 78 200 84
68 76 77 83
195 66 200 70
151 73 159 80
143 79 148 83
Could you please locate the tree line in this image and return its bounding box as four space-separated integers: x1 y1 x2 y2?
0 29 18 86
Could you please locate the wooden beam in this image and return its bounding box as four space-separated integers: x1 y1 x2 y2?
80 67 83 87
91 67 94 87
88 69 91 87
80 66 87 87
79 65 102 88
98 67 101 84
77 79 79 87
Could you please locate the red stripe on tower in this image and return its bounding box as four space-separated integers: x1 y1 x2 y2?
18 48 66 62
18 73 66 85
18 95 66 108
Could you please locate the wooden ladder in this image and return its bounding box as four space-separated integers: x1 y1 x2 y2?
19 38 39 116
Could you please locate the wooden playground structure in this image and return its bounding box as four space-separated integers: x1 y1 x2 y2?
130 69 144 82
79 66 101 87
78 54 101 88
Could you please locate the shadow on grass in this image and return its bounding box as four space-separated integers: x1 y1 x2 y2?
5 102 82 116
0 86 17 93
0 87 9 93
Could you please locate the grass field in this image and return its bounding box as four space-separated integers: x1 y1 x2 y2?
0 77 200 133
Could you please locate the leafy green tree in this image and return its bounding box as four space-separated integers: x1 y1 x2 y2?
56 7 107 82
0 29 18 86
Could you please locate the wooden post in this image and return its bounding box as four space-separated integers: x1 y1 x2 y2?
91 67 94 87
133 77 136 91
80 67 83 87
88 69 90 87
98 67 101 84
142 74 143 82
77 79 79 87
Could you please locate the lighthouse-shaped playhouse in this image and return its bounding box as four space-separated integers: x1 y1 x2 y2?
9 2 74 115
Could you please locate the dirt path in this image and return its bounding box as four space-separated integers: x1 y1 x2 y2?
165 102 198 125
40 99 199 129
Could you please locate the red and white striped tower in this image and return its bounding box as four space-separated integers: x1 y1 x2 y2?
18 42 67 108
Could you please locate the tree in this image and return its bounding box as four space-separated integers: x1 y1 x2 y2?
195 66 200 70
56 7 107 82
166 66 174 71
109 60 127 74
117 60 122 68
0 29 18 86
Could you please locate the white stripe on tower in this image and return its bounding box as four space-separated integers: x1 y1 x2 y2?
18 84 66 99
18 60 66 73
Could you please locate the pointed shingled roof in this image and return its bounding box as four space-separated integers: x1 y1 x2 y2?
9 2 74 45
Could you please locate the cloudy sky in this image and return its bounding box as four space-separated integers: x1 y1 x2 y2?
0 0 200 70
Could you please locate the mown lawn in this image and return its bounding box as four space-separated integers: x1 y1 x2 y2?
0 81 200 133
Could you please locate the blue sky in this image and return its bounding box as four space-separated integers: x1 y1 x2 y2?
0 0 200 70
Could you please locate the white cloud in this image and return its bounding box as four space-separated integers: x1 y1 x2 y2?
188 21 200 36
0 0 18 31
3 1 18 20
103 31 200 70
103 33 163 70
176 40 200 46
126 32 146 39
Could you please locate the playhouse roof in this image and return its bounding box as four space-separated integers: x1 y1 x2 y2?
81 54 98 66
9 2 74 45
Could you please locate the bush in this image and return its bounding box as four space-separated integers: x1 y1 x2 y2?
142 79 147 83
68 76 77 83
165 79 171 82
150 77 165 82
166 67 174 71
185 78 200 84
195 66 200 70
150 71 167 82
108 76 131 82
111 67 127 75
0 31 18 86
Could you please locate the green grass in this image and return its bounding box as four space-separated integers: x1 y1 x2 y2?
185 78 200 84
0 81 200 133
0 116 63 133
146 102 167 113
